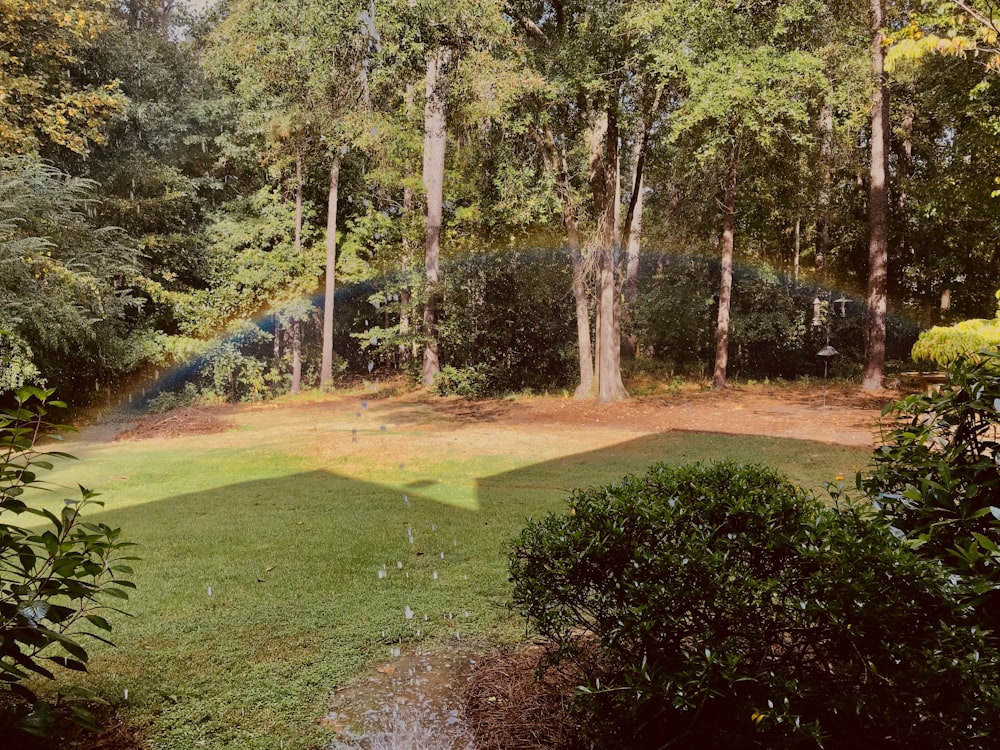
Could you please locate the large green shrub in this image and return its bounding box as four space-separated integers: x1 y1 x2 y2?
911 318 1000 367
509 461 999 749
1 388 136 735
862 349 1000 622
437 249 577 395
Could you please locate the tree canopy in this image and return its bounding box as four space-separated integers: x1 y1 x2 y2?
0 0 997 403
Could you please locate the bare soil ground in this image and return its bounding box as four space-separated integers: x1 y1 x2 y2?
111 380 896 449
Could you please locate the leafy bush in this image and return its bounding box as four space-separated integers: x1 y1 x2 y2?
437 249 577 395
862 349 1000 620
433 365 487 398
196 323 273 403
1 387 136 735
509 461 999 749
911 318 1000 367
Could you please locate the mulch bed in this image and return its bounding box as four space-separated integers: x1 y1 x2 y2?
114 406 232 441
462 644 584 750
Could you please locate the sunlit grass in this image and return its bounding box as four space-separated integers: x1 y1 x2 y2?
22 396 869 749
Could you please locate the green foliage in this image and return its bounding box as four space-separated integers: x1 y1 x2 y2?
912 318 1000 366
0 387 135 735
0 0 126 156
197 323 274 403
509 461 1000 749
432 365 487 397
436 249 577 395
862 350 1000 614
636 255 918 379
0 156 141 400
0 332 42 393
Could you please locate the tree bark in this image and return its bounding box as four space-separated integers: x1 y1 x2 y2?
793 216 801 284
622 87 659 361
320 152 341 390
422 47 448 387
815 95 833 276
596 99 628 404
713 144 738 391
862 0 889 392
537 124 593 398
290 320 302 395
399 86 416 366
290 150 304 396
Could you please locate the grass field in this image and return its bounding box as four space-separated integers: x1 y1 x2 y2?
22 390 871 749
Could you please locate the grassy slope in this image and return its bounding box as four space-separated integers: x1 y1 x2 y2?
23 394 868 749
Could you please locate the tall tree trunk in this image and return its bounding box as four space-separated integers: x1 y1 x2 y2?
422 48 448 387
290 320 302 395
622 87 659 361
863 0 889 392
537 124 594 397
290 150 304 396
596 99 628 404
815 95 833 276
320 153 341 390
713 144 738 391
399 84 417 366
793 216 801 284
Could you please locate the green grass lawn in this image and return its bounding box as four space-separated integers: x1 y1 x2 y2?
21 398 869 749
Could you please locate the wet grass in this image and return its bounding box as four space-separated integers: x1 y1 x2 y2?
20 397 869 749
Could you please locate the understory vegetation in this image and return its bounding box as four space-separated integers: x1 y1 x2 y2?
0 388 135 736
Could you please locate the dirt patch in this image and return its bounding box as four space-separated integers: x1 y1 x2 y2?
90 380 898 450
114 406 233 441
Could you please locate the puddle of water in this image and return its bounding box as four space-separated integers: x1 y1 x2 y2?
324 642 479 750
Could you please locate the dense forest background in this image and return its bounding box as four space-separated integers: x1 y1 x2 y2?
2 0 998 405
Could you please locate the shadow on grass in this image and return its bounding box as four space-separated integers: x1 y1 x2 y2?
17 431 865 750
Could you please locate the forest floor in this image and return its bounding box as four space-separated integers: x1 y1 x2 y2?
115 379 896 449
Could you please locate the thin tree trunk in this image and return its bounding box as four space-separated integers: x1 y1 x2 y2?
290 150 304 396
537 124 594 397
320 153 341 390
863 0 889 391
290 320 302 395
622 88 660 361
422 48 448 387
596 100 628 403
399 84 416 366
713 145 738 391
815 95 833 276
793 216 801 283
